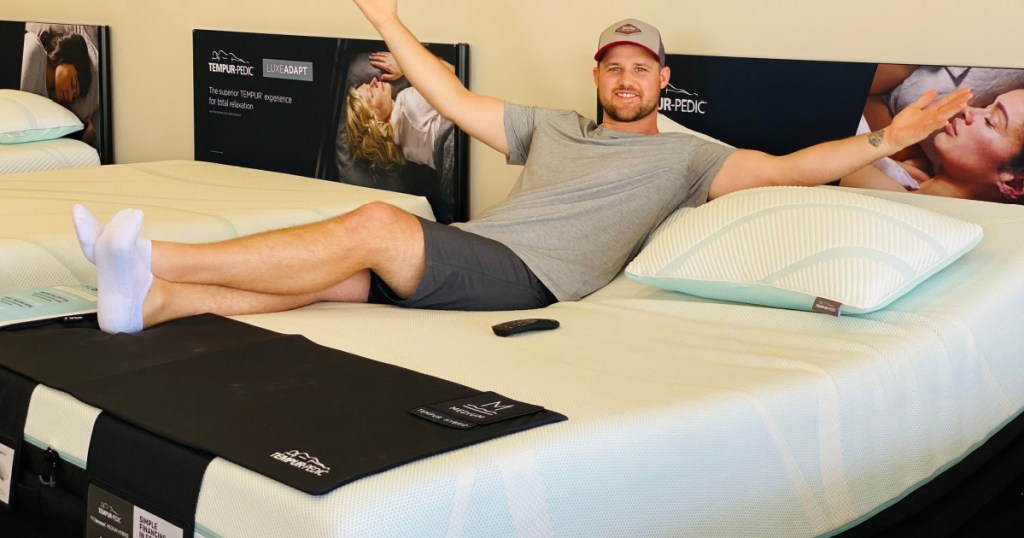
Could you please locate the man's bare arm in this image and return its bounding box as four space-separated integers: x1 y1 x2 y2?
708 88 971 199
352 0 509 155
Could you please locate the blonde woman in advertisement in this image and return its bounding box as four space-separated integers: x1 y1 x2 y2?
345 51 454 171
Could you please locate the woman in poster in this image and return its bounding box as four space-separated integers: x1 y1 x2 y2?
337 49 460 223
842 87 1024 204
344 51 454 172
19 24 100 144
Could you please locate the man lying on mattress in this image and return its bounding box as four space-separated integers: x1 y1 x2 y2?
72 0 971 334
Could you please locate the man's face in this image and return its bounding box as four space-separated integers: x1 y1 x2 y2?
593 44 668 124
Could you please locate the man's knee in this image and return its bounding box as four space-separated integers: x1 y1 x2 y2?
344 201 417 232
338 201 425 272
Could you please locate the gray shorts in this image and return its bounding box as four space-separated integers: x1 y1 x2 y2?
367 217 557 311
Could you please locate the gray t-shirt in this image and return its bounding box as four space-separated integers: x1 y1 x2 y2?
453 103 735 301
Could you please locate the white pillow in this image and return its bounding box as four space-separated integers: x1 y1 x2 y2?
626 186 983 315
656 113 732 147
0 89 84 144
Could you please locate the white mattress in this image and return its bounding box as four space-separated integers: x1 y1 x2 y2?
0 160 434 293
0 137 100 174
10 175 1024 537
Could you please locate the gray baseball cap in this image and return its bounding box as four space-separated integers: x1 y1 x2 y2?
594 18 665 66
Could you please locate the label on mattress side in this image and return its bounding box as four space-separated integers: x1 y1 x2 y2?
86 484 133 538
0 441 13 506
411 391 545 429
812 297 842 317
410 407 476 429
133 504 183 538
86 484 183 538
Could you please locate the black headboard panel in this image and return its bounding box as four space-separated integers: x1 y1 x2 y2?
193 30 470 224
630 54 1024 204
656 55 876 156
0 20 113 164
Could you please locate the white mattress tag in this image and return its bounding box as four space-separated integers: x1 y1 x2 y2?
0 441 13 506
134 504 183 538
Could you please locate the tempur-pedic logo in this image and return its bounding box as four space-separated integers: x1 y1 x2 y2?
97 501 122 524
209 50 313 81
270 450 331 476
660 83 707 114
209 50 255 76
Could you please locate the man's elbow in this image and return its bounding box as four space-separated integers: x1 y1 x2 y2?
707 151 782 199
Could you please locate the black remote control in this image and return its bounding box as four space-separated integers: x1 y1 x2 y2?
492 318 560 337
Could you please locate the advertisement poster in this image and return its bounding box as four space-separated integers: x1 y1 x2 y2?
0 20 112 163
656 55 1024 205
193 30 469 223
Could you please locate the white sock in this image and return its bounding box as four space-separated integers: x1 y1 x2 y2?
71 204 102 263
95 208 153 334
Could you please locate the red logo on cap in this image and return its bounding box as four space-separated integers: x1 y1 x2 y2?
614 24 642 36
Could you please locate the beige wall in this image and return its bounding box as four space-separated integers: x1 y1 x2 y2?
4 0 1022 217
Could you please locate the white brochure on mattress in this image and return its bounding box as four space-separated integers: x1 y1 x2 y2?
0 284 97 329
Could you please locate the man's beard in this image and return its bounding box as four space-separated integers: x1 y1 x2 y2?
600 91 658 123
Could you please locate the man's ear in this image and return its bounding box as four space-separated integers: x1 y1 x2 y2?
660 66 671 90
593 65 600 87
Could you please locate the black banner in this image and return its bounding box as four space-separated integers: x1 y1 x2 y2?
86 416 211 538
0 368 34 509
193 30 470 223
643 54 1024 204
656 55 875 156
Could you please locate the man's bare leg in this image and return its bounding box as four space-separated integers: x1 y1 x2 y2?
152 201 425 297
83 201 425 333
143 270 372 328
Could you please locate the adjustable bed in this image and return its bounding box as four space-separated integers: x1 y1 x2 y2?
1 160 1023 537
3 26 1024 537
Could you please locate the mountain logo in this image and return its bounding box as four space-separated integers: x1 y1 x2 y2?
664 83 699 97
97 501 122 524
660 83 707 114
209 50 255 76
210 50 250 64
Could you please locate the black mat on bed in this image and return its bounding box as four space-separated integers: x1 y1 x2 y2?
0 314 566 495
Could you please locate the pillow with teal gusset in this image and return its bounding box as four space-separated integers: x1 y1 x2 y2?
625 186 983 315
0 89 83 144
